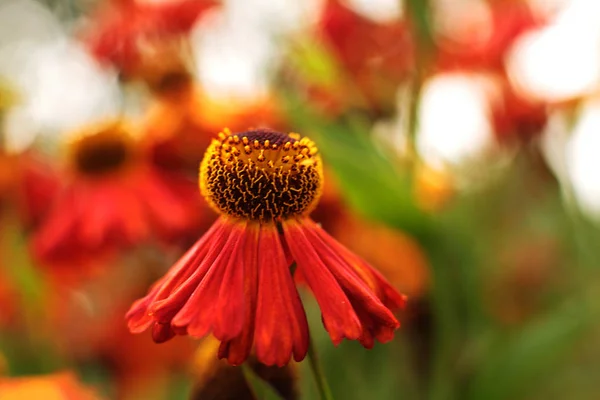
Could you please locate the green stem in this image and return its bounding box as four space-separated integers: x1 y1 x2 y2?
307 338 335 400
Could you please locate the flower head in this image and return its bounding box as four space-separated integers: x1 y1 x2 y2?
127 129 406 366
32 120 200 268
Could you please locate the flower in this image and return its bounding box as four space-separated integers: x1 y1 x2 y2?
0 372 102 400
316 0 414 113
435 0 542 72
127 128 406 366
144 85 285 174
32 120 200 267
84 0 217 86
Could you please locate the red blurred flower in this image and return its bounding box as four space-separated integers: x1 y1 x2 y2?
0 372 102 400
32 120 201 268
0 151 59 228
127 129 406 366
84 0 218 81
435 0 542 71
490 75 547 142
316 0 414 113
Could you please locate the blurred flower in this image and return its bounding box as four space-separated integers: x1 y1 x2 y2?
489 74 547 143
435 0 542 71
144 84 285 174
0 151 59 229
32 119 200 268
316 0 414 113
127 129 406 366
412 162 454 214
84 0 218 84
0 372 102 400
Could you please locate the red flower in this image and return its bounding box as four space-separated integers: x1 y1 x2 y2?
127 129 406 366
436 0 542 71
32 120 201 267
316 0 414 113
84 0 218 79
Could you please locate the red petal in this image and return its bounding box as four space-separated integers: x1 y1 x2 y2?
310 219 407 310
284 218 404 347
283 220 362 344
126 218 226 334
169 221 245 340
254 226 309 366
32 187 81 259
218 224 260 365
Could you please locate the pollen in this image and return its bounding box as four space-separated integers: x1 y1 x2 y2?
200 128 323 222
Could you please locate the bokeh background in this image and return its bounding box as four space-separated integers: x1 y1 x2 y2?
1 0 600 399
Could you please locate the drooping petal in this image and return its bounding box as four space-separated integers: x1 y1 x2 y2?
310 218 407 310
126 218 228 339
168 221 246 340
254 225 309 367
284 218 405 347
283 220 362 344
218 224 260 365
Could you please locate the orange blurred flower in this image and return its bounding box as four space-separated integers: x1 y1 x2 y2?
127 129 406 366
144 85 286 174
0 372 102 400
413 163 455 213
32 120 201 268
84 0 218 83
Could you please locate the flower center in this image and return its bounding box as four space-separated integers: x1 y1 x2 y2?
70 124 135 176
200 128 323 221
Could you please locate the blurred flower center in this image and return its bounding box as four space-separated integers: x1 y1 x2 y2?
200 128 323 221
70 125 135 176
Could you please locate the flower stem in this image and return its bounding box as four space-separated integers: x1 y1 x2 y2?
307 338 335 400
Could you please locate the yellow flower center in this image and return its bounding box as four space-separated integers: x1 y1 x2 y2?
68 122 136 177
200 128 323 222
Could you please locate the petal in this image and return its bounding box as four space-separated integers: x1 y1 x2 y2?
32 187 81 259
218 224 260 365
283 220 362 345
284 218 405 347
126 218 226 334
301 221 400 330
311 219 407 310
136 167 190 234
170 220 245 340
254 225 309 366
